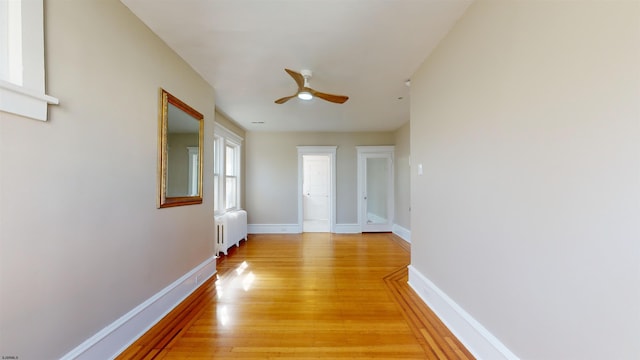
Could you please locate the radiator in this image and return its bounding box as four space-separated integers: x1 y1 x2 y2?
215 210 248 255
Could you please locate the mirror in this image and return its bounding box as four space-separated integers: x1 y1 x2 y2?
158 89 204 208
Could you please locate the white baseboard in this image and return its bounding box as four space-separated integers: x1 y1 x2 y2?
334 223 361 233
248 223 406 236
392 224 411 243
248 224 301 234
407 265 519 360
61 258 217 360
248 223 363 234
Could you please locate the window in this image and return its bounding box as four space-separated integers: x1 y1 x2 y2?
187 146 199 196
0 0 58 121
214 122 243 214
225 143 239 209
213 136 221 213
0 0 22 85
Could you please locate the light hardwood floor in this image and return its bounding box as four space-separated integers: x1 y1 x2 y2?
117 233 474 359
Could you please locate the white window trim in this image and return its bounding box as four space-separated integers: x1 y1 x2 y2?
214 122 243 145
0 0 58 121
214 122 243 215
213 135 223 214
224 142 239 211
187 146 199 196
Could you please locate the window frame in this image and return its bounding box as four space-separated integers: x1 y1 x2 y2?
213 135 222 213
0 0 58 121
223 140 240 211
213 122 243 215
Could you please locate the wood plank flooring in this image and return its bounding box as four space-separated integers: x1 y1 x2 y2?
117 233 474 359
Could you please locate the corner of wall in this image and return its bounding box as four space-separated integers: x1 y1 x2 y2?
407 266 519 360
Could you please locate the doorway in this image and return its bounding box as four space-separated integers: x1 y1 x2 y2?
357 146 394 232
297 146 337 233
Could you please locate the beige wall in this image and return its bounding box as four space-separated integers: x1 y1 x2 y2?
245 131 395 225
410 0 639 359
0 1 216 358
394 121 410 230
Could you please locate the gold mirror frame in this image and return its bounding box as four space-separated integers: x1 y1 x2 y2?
158 89 204 208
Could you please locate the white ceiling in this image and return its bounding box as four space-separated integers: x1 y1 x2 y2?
121 0 471 132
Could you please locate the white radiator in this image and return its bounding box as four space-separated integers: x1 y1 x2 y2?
215 210 248 255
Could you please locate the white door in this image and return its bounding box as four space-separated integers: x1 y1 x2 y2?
297 146 336 233
357 146 394 232
303 155 330 232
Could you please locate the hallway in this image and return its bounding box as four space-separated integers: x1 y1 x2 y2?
118 233 472 359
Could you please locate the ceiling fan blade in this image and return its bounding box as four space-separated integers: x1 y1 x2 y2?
284 68 305 90
274 94 297 104
310 89 349 104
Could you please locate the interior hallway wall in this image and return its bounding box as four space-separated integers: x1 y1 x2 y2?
410 0 640 358
245 131 395 226
0 0 216 358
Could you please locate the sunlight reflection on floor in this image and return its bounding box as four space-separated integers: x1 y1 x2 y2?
216 260 258 327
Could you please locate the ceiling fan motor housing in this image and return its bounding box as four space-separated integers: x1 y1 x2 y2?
300 69 312 87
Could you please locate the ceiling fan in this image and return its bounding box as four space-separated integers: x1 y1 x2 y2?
275 69 349 104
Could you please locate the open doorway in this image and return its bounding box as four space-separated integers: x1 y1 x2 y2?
303 155 330 232
297 146 337 233
357 146 394 232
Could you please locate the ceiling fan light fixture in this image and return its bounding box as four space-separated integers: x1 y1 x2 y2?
275 69 348 104
297 91 313 100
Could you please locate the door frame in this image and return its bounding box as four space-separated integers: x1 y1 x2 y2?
357 146 394 232
297 146 337 233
